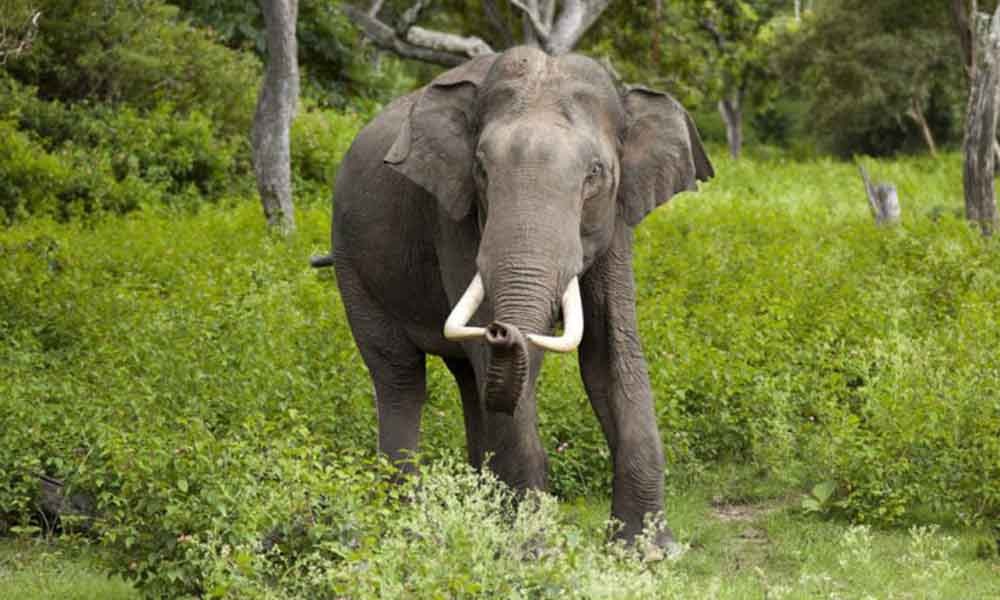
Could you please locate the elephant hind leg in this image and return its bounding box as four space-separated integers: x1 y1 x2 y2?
337 267 427 473
369 349 426 474
444 357 485 470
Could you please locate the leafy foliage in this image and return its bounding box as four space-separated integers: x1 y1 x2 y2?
5 0 260 134
0 67 366 222
777 0 964 156
169 0 417 107
2 153 998 595
1 1 998 595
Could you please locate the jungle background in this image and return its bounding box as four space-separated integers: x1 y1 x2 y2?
2 1 999 598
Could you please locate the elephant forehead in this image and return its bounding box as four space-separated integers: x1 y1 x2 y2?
479 49 623 132
488 46 551 82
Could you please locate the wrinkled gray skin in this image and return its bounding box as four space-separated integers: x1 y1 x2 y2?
322 47 713 545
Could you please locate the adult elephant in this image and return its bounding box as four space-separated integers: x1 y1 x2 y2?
313 47 713 547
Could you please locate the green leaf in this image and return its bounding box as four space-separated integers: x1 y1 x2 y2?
812 481 836 504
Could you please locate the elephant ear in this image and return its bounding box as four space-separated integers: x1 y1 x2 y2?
385 55 498 221
618 85 714 226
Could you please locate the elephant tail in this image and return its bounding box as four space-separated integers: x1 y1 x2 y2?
310 253 335 268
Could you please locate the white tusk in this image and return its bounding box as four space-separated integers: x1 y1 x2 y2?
443 273 487 341
527 277 583 353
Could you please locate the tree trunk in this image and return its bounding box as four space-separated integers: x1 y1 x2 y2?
718 91 743 160
964 6 1000 236
951 0 977 85
252 0 299 235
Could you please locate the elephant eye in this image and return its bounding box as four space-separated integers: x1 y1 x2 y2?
474 155 488 184
583 161 605 198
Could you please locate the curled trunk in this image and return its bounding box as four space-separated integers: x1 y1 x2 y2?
483 322 530 414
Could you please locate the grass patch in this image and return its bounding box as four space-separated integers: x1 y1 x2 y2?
568 474 1000 600
0 538 137 600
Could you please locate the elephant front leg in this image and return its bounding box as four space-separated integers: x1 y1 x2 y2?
578 223 673 548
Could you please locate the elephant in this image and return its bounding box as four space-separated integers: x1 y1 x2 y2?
313 46 713 547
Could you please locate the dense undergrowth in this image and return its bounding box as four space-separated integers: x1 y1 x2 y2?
2 149 999 595
0 0 390 224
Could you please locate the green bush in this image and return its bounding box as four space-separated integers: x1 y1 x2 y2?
0 72 367 220
0 119 162 221
0 93 248 221
5 0 260 134
2 153 999 594
290 105 369 203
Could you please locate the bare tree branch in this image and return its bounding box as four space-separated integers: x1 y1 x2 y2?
510 0 550 45
547 0 612 55
396 0 429 36
343 4 493 67
407 26 493 58
345 0 606 65
0 9 41 65
539 0 556 30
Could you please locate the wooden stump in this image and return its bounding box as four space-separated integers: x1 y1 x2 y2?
858 164 900 225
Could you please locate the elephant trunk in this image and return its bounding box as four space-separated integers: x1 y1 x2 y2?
481 259 568 415
482 322 530 415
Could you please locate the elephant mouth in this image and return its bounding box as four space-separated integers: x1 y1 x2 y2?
442 272 584 353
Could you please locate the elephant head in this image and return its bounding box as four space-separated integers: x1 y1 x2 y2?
385 47 713 416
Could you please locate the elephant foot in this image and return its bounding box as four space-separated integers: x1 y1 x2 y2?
612 516 687 562
638 526 687 562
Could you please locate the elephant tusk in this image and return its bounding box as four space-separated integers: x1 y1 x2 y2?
526 277 583 353
443 273 488 341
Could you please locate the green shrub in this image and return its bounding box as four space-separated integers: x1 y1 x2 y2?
5 0 260 134
2 153 999 594
0 72 369 220
0 119 163 222
290 105 370 203
140 459 678 599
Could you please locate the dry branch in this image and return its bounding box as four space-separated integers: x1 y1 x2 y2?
510 0 551 45
345 0 609 63
546 0 612 55
342 4 492 67
0 9 41 64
